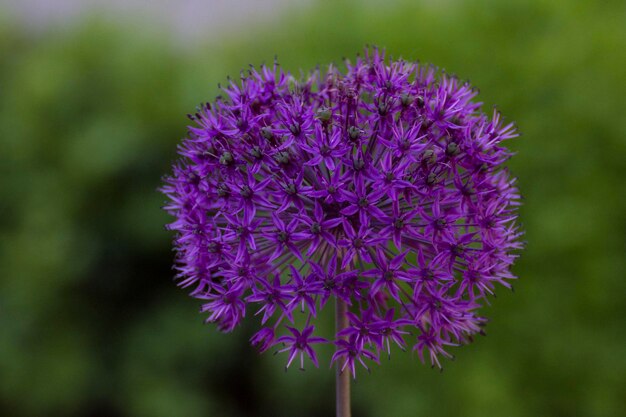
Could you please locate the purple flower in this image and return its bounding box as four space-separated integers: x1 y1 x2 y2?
413 327 457 369
262 213 303 263
246 274 293 324
293 201 342 256
338 221 382 269
309 253 358 308
162 48 523 374
340 177 387 225
273 172 312 213
373 309 411 357
285 265 323 316
301 125 349 170
338 309 380 348
302 168 345 203
331 335 380 378
277 325 327 370
251 327 275 353
363 248 411 301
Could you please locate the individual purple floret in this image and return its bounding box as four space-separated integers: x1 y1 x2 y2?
161 48 523 376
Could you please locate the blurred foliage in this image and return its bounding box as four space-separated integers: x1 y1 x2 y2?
1 0 625 416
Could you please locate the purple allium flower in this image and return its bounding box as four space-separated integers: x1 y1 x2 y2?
161 48 523 377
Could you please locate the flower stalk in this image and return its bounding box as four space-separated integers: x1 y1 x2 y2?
336 297 351 417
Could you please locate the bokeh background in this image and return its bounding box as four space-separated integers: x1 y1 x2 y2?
1 0 625 416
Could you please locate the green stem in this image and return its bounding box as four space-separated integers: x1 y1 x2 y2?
336 297 351 417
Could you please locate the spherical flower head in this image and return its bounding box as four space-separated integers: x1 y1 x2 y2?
161 48 524 376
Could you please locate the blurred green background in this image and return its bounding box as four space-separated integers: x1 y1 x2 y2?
1 0 625 416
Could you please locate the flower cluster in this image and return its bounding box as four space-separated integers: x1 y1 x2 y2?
161 48 523 375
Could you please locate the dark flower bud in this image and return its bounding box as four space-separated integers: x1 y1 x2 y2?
398 138 410 152
216 184 230 197
310 223 321 234
284 183 297 195
348 126 361 141
219 151 234 166
423 149 437 164
451 244 465 256
316 107 332 123
186 169 199 180
207 242 221 253
400 93 413 107
249 146 263 159
446 142 460 157
289 123 301 136
277 231 288 243
240 186 252 198
274 151 290 165
323 278 336 291
377 101 389 115
250 98 262 113
261 126 274 140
